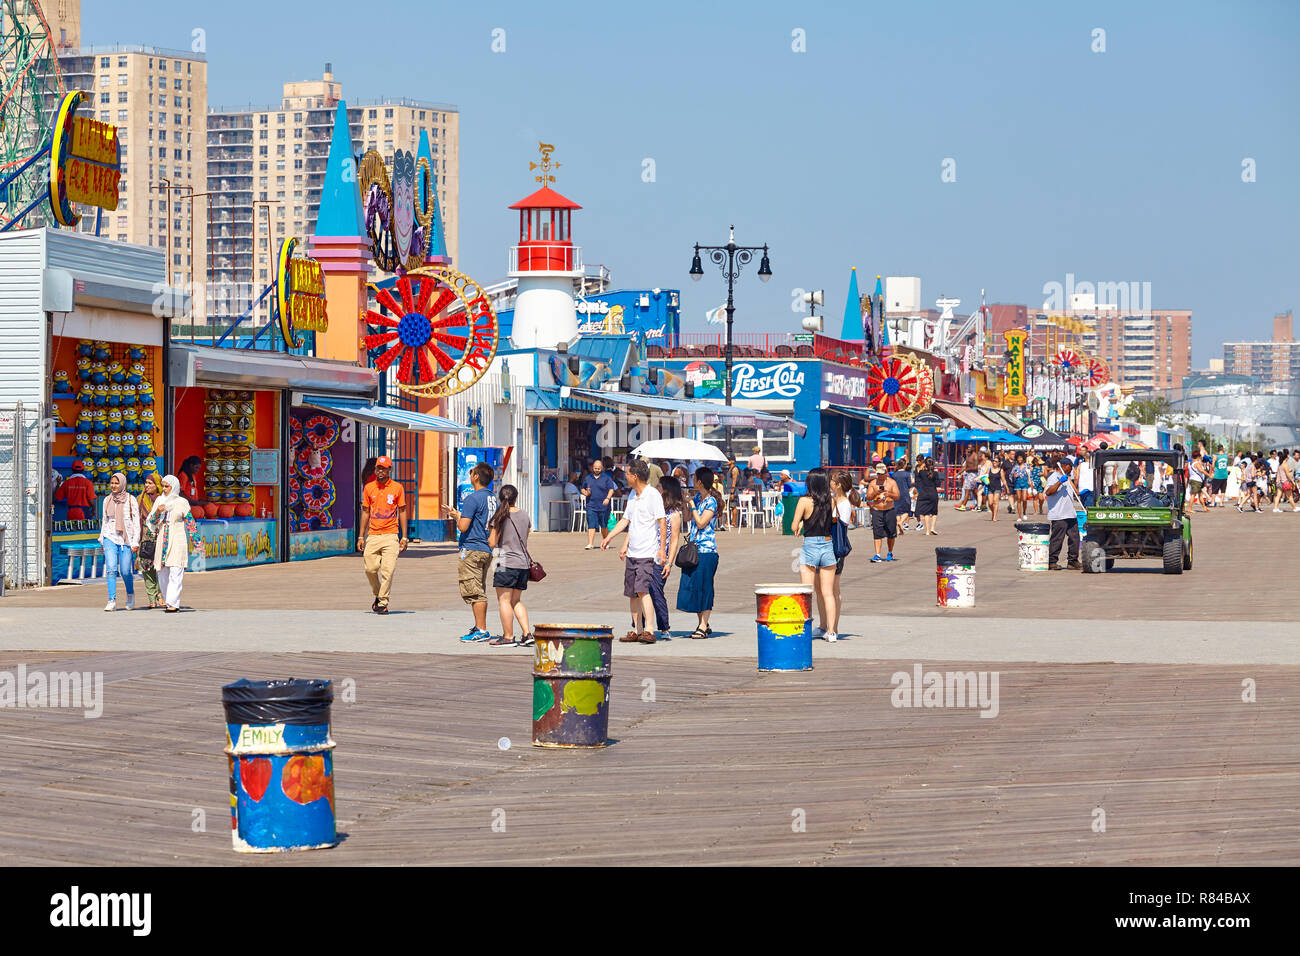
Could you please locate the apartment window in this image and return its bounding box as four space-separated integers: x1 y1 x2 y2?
275 159 285 170
260 177 268 187
148 129 153 141
118 110 128 122
259 115 267 124
295 206 303 217
368 109 376 119
186 150 191 161
100 111 110 122
383 123 393 136
276 190 285 199
367 125 376 138
384 108 393 118
157 112 164 124
174 61 181 72
294 159 303 170
187 98 191 109
260 191 267 201
147 76 153 89
294 113 302 122
276 129 285 139
147 93 154 105
118 74 127 85
159 59 167 71
175 114 181 124
259 129 268 140
174 130 183 142
277 113 285 124
431 127 438 139
174 254 182 265
383 141 393 152
174 96 182 108
419 111 425 120
259 146 267 156
277 145 285 156
259 162 268 171
117 233 127 242
99 92 110 104
174 148 182 160
276 208 285 219
172 78 181 90
187 63 192 74
100 57 110 68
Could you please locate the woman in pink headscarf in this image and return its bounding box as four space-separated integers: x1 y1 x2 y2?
99 471 141 611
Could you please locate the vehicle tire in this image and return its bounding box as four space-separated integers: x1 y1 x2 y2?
1162 534 1183 574
1081 537 1106 574
1183 538 1193 570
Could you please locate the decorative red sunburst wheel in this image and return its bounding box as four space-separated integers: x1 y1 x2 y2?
1085 357 1110 387
1053 348 1081 371
360 266 499 397
867 354 932 418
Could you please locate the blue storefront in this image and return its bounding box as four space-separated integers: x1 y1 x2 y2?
497 288 680 347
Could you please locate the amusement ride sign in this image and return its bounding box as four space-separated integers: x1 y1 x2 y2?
275 237 327 349
48 90 121 227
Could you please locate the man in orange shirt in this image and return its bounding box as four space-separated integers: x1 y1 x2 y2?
358 456 408 614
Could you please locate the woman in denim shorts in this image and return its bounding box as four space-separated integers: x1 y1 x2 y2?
791 468 840 642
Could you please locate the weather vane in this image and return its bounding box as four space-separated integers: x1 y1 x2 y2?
529 142 560 185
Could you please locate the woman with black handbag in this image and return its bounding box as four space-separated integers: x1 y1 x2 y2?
137 472 165 608
486 484 535 647
676 467 720 639
829 471 860 640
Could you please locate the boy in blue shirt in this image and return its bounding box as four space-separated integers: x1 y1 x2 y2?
444 462 495 641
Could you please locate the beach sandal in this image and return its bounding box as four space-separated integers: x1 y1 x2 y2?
516 633 535 647
488 636 514 646
689 627 708 640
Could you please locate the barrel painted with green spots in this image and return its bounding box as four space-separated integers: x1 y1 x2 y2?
532 624 614 748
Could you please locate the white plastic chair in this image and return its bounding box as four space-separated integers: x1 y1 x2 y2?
737 493 760 533
569 495 587 532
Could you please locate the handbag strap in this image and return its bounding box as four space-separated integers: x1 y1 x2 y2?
506 510 531 565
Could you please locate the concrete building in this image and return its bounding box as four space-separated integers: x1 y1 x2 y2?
204 67 459 331
1223 311 1300 383
41 43 208 301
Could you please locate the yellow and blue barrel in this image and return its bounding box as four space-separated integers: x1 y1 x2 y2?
755 584 814 671
532 624 613 748
222 678 337 853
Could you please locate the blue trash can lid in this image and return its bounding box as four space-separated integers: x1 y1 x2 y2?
221 678 333 725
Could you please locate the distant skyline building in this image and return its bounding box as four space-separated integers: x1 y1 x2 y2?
1223 311 1300 383
205 66 459 328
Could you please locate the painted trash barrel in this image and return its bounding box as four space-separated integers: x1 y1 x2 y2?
532 624 613 748
221 678 337 853
1014 522 1050 571
936 547 977 608
755 584 814 671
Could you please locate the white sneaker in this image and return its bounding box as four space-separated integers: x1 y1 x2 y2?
1273 508 1281 513
124 595 135 610
825 631 839 643
103 600 115 611
812 627 826 641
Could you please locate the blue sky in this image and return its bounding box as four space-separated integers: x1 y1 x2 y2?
87 0 1299 363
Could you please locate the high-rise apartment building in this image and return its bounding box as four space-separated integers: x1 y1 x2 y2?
206 67 459 328
1223 311 1300 383
1080 306 1192 391
40 44 208 290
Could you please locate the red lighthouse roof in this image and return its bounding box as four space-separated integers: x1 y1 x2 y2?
509 186 582 211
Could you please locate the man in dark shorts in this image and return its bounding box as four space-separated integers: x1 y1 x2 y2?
864 462 900 562
602 460 666 644
580 459 618 549
1211 446 1230 507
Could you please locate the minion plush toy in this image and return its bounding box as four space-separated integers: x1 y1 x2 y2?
106 383 122 407
91 408 108 434
106 408 124 433
127 345 146 363
73 432 91 456
141 456 158 477
53 370 73 394
125 457 142 484
120 382 137 407
92 383 108 406
77 339 94 359
139 407 156 429
92 341 111 362
121 404 139 428
137 379 155 406
75 408 93 434
90 361 107 384
126 362 146 385
110 456 126 478
94 459 112 492
107 361 127 384
89 433 107 458
77 382 95 406
76 356 93 382
136 431 154 457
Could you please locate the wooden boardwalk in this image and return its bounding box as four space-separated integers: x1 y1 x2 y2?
0 650 1295 866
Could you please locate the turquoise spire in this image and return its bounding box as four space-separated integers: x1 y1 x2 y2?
417 129 448 260
315 101 364 237
840 267 861 340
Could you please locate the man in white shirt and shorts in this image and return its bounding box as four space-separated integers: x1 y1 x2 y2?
603 459 666 644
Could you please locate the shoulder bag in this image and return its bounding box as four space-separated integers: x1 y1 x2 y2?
831 515 853 560
675 499 704 571
508 513 546 582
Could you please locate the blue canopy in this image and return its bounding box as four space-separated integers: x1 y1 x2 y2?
989 430 1024 443
873 428 911 441
948 428 994 442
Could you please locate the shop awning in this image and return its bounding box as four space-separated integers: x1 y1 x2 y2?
171 344 378 396
980 407 1027 430
526 386 606 416
569 388 808 438
295 395 469 434
820 402 899 426
931 399 1004 432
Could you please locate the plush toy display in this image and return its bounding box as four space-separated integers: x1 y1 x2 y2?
107 362 126 384
77 382 95 405
53 370 73 394
121 382 137 406
92 341 111 361
126 362 146 385
92 383 108 406
77 339 94 358
137 381 155 405
90 362 107 384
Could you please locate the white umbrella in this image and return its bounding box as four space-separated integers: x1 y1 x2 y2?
631 437 729 462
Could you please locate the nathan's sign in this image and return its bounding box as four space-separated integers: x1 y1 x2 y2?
49 90 121 227
1003 329 1027 407
276 237 327 349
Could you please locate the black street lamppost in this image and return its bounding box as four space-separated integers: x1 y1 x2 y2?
689 225 771 460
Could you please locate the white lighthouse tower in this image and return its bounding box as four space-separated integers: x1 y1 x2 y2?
507 144 584 349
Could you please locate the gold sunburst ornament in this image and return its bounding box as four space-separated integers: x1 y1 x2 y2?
358 266 500 397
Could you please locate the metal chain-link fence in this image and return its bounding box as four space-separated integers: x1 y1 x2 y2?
0 403 46 589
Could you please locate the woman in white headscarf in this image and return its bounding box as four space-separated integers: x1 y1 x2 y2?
145 474 192 612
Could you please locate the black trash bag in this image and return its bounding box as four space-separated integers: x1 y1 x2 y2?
1123 485 1156 507
221 678 333 725
935 547 977 565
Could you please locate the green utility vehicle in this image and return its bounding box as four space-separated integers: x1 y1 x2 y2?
1081 449 1192 574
